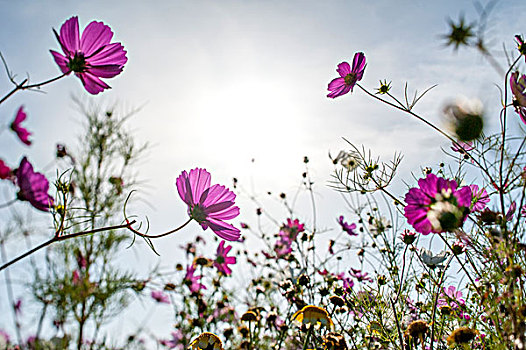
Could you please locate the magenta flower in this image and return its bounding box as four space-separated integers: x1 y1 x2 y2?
274 233 293 258
337 215 358 236
184 264 206 293
151 290 170 304
10 106 32 146
50 16 127 95
469 185 489 212
159 330 184 349
437 286 465 310
283 218 305 235
404 173 471 234
511 72 526 124
214 240 237 275
400 229 417 245
327 52 366 98
15 157 54 212
176 168 240 241
506 201 516 221
0 160 12 180
349 268 373 283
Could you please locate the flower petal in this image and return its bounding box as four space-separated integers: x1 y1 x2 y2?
205 217 241 241
59 16 80 54
50 50 71 74
76 72 110 95
336 62 351 77
80 20 114 57
351 52 366 73
87 42 127 66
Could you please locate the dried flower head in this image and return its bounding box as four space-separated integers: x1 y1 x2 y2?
323 332 348 350
447 327 478 346
406 320 429 341
292 305 334 329
188 332 223 350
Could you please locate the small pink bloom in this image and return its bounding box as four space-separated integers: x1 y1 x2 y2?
451 140 474 153
400 229 417 245
72 270 81 285
184 264 206 293
214 240 237 275
469 184 489 212
14 299 22 315
151 290 170 304
0 160 13 180
283 218 305 236
506 201 516 221
176 168 240 241
15 157 54 212
327 52 366 98
337 215 358 236
510 72 526 124
50 16 128 95
10 106 32 146
350 268 373 283
159 330 184 349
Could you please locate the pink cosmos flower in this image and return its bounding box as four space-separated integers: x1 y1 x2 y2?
50 16 127 95
283 218 305 235
10 106 32 146
437 286 465 310
327 52 366 98
184 264 206 293
273 233 293 258
214 240 237 275
451 140 474 153
400 229 417 245
510 72 526 124
159 330 184 349
15 157 54 212
337 215 358 236
0 160 12 180
469 184 489 212
404 173 471 234
176 168 240 241
349 268 373 283
151 290 170 304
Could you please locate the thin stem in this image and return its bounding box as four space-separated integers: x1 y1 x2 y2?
0 73 67 105
0 198 17 209
429 255 453 350
125 218 192 239
302 327 313 350
389 297 405 350
0 242 23 346
0 221 136 272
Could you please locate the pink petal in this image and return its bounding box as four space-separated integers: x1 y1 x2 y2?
13 106 26 124
50 50 71 74
188 168 211 205
328 77 345 91
206 217 241 241
59 17 80 54
327 84 351 98
351 52 366 73
336 62 351 77
80 21 114 57
87 65 124 78
87 42 127 66
201 184 235 207
176 170 193 206
76 72 110 95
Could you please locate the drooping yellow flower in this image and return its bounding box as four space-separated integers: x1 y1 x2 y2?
291 305 334 328
188 332 223 350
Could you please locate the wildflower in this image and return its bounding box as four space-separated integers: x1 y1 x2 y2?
15 157 54 212
327 52 366 98
184 264 206 293
50 16 127 94
323 332 348 350
443 98 484 141
506 201 516 221
349 268 373 283
451 240 466 255
214 240 237 275
419 248 449 268
375 80 391 95
337 216 358 236
404 173 471 234
176 168 240 241
151 290 170 304
292 305 333 328
443 16 474 50
273 232 293 258
10 106 32 146
331 151 360 170
469 185 489 212
510 72 526 124
369 217 390 237
329 296 345 307
405 320 428 342
0 160 12 180
240 311 258 322
451 140 474 154
188 332 223 350
400 229 417 245
517 35 526 58
159 330 184 349
437 286 465 310
446 327 478 346
282 218 305 237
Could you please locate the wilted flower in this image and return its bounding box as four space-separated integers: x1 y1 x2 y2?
443 98 484 141
447 327 478 346
401 229 417 245
337 216 358 236
510 72 526 124
50 16 127 94
404 173 471 234
405 320 429 342
331 150 360 170
10 106 32 146
151 290 170 304
292 305 333 328
419 248 449 268
517 35 526 58
15 157 54 212
323 332 348 350
451 240 466 255
327 52 366 98
214 240 237 275
176 168 240 241
188 332 223 350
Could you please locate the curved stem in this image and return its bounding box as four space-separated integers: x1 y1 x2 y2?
0 198 17 209
0 220 135 272
126 218 192 239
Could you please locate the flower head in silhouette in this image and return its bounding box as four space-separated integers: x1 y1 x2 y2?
15 157 54 212
50 16 127 94
327 52 366 98
176 168 240 241
10 106 32 146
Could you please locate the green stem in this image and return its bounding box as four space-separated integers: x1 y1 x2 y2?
302 327 313 350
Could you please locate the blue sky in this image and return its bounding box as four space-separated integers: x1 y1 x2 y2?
0 0 525 344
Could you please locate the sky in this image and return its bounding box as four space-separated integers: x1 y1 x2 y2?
0 0 525 345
